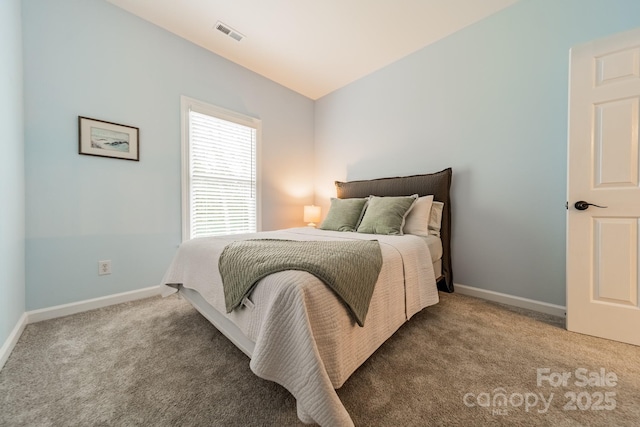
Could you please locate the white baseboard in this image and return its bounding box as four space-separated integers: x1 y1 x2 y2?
0 312 28 371
454 283 566 318
1 286 162 372
27 285 163 324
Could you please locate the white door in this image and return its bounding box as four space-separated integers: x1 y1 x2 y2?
567 28 640 346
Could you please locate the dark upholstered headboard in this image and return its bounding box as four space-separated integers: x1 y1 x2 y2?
334 168 453 292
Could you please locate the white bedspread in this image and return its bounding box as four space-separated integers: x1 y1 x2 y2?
160 227 438 426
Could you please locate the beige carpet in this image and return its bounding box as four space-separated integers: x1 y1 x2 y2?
1 291 638 426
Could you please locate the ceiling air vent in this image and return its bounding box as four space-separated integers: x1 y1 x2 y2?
215 21 245 42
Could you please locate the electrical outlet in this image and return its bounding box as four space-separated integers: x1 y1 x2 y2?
98 260 112 276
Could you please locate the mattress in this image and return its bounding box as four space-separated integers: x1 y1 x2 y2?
423 234 443 263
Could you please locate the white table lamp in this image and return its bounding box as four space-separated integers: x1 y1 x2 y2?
303 205 321 227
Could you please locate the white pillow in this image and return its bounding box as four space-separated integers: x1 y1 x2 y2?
403 195 434 237
429 201 444 237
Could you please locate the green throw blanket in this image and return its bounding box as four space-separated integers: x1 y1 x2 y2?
218 239 383 326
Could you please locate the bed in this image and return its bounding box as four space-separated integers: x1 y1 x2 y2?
160 168 453 426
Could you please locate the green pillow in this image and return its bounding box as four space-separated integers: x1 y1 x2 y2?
320 198 368 232
356 195 418 235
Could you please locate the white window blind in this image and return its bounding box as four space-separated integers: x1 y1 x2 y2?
182 97 259 240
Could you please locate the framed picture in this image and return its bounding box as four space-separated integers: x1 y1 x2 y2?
78 116 139 161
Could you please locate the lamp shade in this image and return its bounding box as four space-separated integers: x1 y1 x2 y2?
303 205 321 227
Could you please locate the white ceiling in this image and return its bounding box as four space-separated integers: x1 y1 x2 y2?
106 0 518 100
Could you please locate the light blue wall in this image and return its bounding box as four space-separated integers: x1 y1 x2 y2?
23 0 315 310
19 0 640 314
315 0 640 306
0 0 26 346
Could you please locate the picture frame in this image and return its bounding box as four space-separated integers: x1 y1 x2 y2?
78 116 139 161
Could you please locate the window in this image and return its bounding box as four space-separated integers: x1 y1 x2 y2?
181 96 261 240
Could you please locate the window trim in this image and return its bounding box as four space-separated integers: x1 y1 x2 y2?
180 95 262 242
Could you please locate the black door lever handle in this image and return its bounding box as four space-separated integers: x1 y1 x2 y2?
574 201 608 210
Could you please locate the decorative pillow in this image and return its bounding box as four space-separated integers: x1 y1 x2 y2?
356 195 418 235
320 198 368 232
403 195 434 237
429 201 444 237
